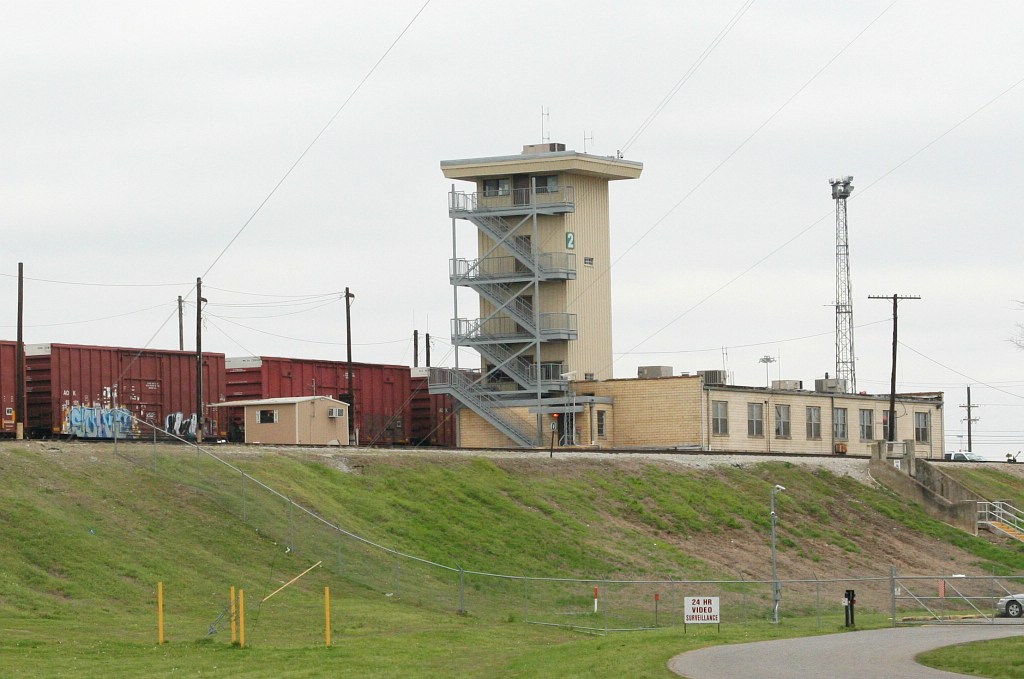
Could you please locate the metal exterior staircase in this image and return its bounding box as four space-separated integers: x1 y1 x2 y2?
427 368 537 447
978 501 1024 543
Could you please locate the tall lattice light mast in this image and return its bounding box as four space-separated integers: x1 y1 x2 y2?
830 175 856 393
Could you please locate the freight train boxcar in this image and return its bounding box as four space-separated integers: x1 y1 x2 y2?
25 343 226 440
0 340 16 435
409 367 456 447
224 356 412 445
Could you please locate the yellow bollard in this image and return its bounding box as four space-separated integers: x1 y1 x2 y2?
239 589 246 648
157 581 165 645
230 586 237 644
325 586 331 647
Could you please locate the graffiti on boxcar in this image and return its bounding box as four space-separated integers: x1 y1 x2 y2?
164 412 197 438
64 405 136 439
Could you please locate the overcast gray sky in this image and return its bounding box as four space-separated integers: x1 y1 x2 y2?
2 1 1022 457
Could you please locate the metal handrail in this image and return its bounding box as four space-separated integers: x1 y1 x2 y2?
979 500 1024 533
450 252 576 282
449 186 575 214
427 367 536 446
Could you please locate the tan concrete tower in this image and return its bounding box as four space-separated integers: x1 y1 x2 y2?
429 143 641 447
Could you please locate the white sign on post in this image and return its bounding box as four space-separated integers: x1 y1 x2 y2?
684 596 720 624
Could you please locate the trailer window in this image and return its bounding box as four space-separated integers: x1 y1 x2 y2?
258 409 278 424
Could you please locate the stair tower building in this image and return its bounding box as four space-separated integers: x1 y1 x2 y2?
429 143 642 447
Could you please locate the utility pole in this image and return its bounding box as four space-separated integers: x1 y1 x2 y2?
177 296 184 351
344 287 355 441
15 262 25 440
960 386 979 452
196 278 205 443
869 294 920 442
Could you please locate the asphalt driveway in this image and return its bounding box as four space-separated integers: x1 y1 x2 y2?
668 624 1023 678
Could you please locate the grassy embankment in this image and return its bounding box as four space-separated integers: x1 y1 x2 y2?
1 442 1023 678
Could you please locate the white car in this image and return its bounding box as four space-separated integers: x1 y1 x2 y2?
996 594 1024 618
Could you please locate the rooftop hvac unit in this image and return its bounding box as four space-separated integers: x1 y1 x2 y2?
522 142 566 154
327 408 345 418
638 366 673 379
698 369 729 386
814 378 848 394
772 380 804 391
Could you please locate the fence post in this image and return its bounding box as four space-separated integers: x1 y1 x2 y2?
241 472 247 522
288 501 296 553
815 574 820 630
890 565 897 628
458 567 465 615
393 554 400 600
342 532 350 577
523 577 529 623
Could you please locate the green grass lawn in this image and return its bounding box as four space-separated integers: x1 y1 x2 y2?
3 441 1024 677
918 636 1024 679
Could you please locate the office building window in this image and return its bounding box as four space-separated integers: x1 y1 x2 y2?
833 407 848 440
597 410 607 438
859 409 874 440
712 401 729 435
748 403 764 437
915 412 930 443
883 410 896 441
775 404 791 438
806 406 821 440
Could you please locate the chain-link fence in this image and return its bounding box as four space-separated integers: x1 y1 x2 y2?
113 429 1024 637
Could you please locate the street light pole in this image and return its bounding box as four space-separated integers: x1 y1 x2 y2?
770 484 786 623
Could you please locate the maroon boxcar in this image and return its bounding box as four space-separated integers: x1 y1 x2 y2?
25 343 226 439
0 340 16 435
223 356 412 445
409 368 456 447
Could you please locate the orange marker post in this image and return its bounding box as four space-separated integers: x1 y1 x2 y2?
230 586 237 644
157 581 165 645
324 586 332 647
239 589 246 648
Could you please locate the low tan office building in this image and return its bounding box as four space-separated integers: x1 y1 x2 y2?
455 374 944 459
213 396 349 446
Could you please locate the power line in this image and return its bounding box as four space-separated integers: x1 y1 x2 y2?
615 317 892 356
0 301 175 328
899 341 1024 402
571 1 900 347
619 0 757 154
207 314 409 347
610 68 1023 370
200 0 433 280
0 272 187 288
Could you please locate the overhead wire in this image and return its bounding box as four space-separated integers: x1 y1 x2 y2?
619 0 757 154
199 0 433 281
898 341 1024 402
611 65 1024 370
616 317 892 355
569 0 901 366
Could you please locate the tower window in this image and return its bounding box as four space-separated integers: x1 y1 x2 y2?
483 178 510 197
535 175 558 194
584 257 594 266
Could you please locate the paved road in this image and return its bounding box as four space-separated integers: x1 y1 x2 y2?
668 624 1023 678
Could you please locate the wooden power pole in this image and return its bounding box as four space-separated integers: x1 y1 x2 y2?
869 294 920 442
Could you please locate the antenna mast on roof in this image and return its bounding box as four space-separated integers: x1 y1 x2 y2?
541 107 550 143
583 130 593 153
